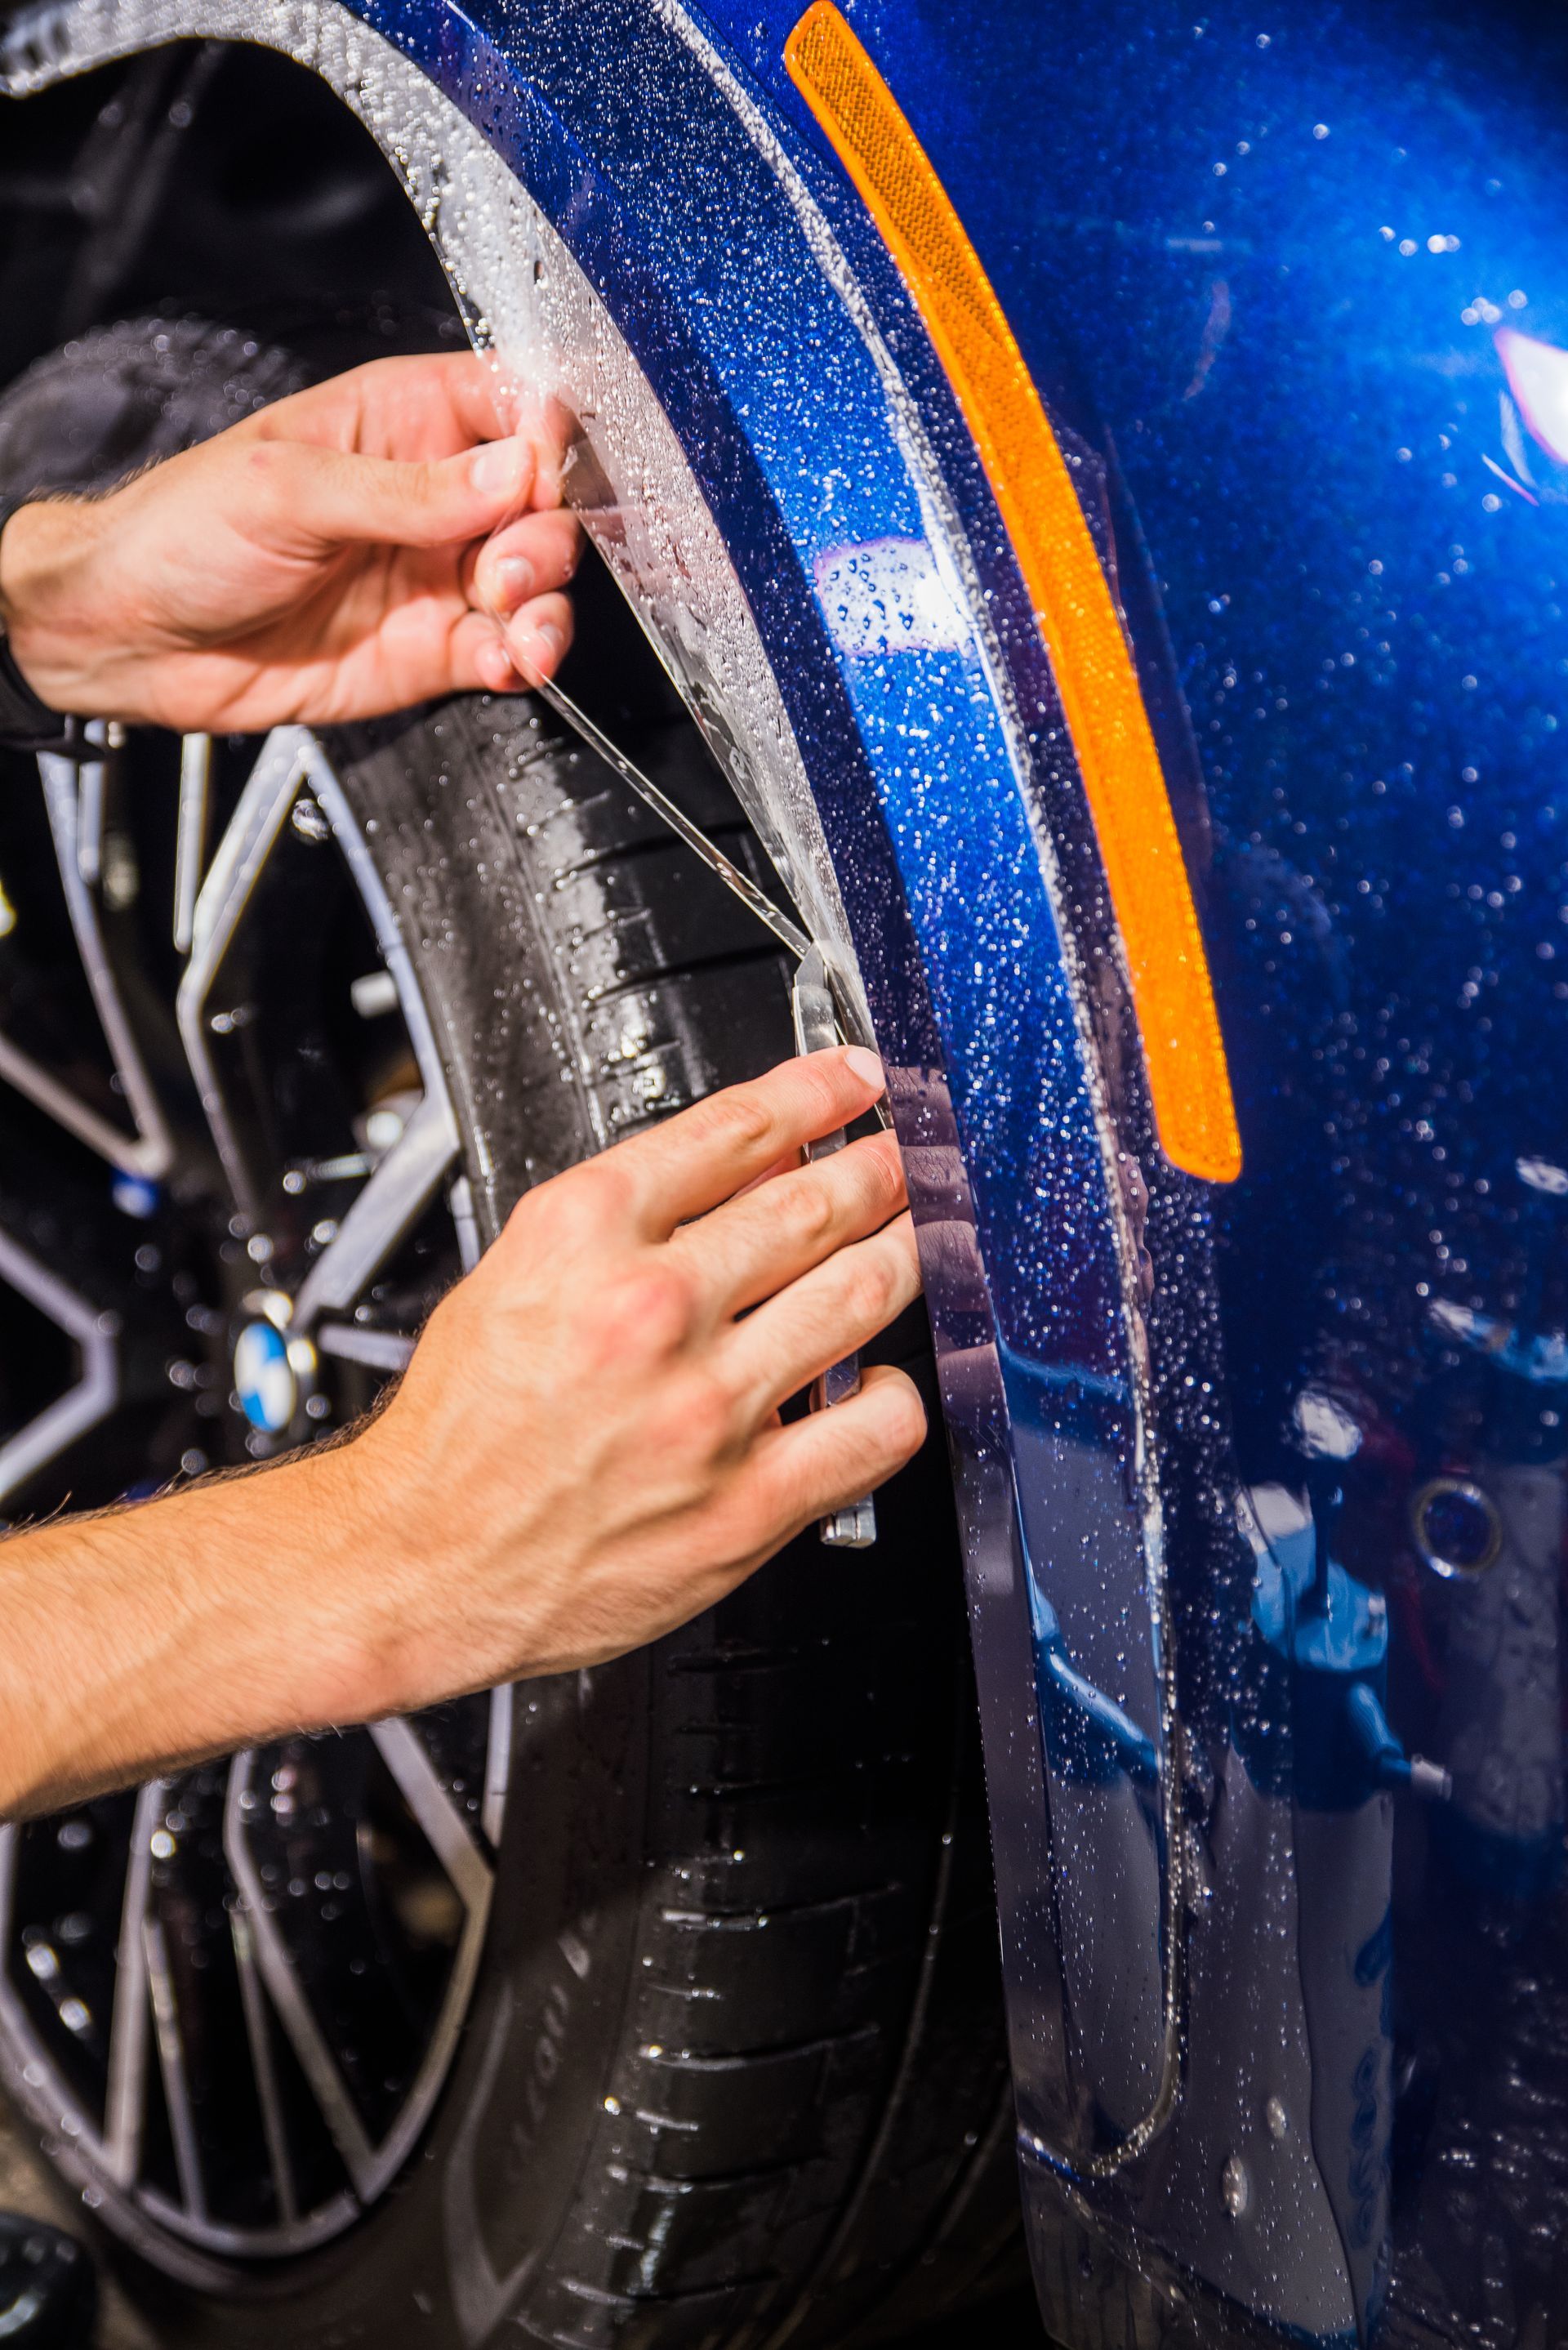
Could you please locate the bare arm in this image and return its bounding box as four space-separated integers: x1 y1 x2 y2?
0 1050 924 1820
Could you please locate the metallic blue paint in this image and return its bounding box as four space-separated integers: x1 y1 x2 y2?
357 1 1568 2340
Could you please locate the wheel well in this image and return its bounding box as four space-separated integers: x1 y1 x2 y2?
0 38 462 389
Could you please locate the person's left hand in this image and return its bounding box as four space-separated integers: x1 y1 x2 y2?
0 351 580 732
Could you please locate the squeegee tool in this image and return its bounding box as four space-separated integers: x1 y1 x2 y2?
792 947 878 1550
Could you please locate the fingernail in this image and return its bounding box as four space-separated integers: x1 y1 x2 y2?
844 1046 884 1091
527 618 565 669
470 436 528 497
492 555 535 615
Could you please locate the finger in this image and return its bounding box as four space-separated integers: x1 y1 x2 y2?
247 352 516 460
479 378 578 496
468 510 583 617
473 627 524 696
669 1130 906 1318
466 602 577 694
498 592 575 684
737 1364 927 1548
450 611 529 698
605 1049 887 1236
735 1146 817 1198
237 435 539 555
722 1213 922 1422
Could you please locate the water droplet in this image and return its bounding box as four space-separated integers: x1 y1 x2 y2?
1221 2153 1251 2217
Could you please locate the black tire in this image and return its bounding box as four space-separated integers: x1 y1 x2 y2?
0 319 1025 2348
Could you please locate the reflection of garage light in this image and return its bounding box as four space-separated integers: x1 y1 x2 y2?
1518 1154 1568 1196
0 873 14 938
1497 328 1568 466
786 3 1241 1182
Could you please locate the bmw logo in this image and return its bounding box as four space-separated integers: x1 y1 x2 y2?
234 1318 297 1435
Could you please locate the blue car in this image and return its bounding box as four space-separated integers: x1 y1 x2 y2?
0 1 1562 2343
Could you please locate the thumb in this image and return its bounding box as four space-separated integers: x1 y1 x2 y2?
241 435 536 554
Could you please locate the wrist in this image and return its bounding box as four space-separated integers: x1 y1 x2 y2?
308 1419 485 1719
278 1434 433 1724
0 497 103 722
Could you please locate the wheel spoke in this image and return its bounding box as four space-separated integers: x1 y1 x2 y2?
0 1032 157 1173
172 733 212 956
0 742 174 1178
38 742 172 1176
176 728 314 1222
289 1090 457 1338
229 1901 299 2228
449 1174 483 1274
368 1719 494 1917
74 728 107 890
143 1911 207 2223
315 1324 415 1375
103 1783 158 2189
297 735 450 1102
0 1229 117 1511
483 1687 514 1850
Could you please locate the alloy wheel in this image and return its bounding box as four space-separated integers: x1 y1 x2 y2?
0 720 508 2263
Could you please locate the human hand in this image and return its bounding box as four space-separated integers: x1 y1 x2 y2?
336 1046 926 1718
0 351 580 732
0 1049 925 1817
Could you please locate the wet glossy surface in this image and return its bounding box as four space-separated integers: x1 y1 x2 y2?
347 0 1568 2338
743 2 1568 2340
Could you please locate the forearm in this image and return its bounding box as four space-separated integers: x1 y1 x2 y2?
0 1442 406 1821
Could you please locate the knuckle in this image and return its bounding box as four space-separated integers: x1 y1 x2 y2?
784 1176 836 1250
644 1376 736 1497
502 1171 577 1250
845 1252 898 1327
695 1086 777 1158
516 1154 630 1249
595 1262 695 1357
858 1139 906 1215
571 1153 634 1220
887 1376 929 1451
801 1054 856 1125
679 1370 738 1459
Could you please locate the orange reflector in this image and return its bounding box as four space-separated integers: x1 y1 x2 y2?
786 2 1241 1184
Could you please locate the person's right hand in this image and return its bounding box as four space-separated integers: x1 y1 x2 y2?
340 1046 925 1719
0 1049 925 1818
